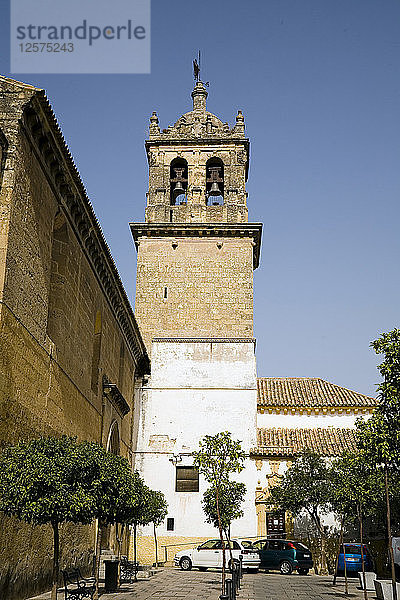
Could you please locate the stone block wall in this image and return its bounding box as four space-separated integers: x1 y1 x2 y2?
135 237 254 350
0 77 148 599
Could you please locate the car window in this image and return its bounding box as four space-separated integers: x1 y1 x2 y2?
292 542 309 550
241 540 255 549
232 541 241 550
341 545 364 555
199 540 219 550
269 540 283 551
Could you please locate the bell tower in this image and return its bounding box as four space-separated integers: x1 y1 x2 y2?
130 81 262 351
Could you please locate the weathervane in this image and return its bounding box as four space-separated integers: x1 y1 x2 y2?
193 50 201 82
193 51 209 86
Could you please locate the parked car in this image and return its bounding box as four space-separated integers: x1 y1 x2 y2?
337 543 374 574
174 538 260 572
252 538 313 575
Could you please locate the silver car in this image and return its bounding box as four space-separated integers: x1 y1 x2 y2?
174 538 260 572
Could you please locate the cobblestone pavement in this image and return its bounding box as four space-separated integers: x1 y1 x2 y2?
101 568 369 600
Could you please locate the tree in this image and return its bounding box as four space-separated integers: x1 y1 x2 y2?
146 490 168 566
356 329 400 600
0 436 98 600
268 449 332 574
193 432 246 592
202 480 246 538
330 452 382 599
84 450 143 597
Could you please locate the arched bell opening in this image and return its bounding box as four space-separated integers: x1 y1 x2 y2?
170 158 188 205
206 157 224 206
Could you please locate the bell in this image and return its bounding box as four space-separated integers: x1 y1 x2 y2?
208 181 222 196
173 180 184 193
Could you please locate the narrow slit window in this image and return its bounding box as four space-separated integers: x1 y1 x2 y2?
167 518 174 531
164 287 168 299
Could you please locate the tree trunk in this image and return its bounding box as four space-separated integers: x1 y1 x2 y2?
133 523 138 582
216 486 226 594
385 467 398 600
358 507 368 600
343 541 349 596
333 514 345 586
51 521 59 600
116 523 125 561
116 523 125 588
154 522 158 567
313 512 328 575
224 528 234 565
93 520 103 600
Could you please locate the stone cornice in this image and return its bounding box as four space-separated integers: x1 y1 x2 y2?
130 222 262 268
153 337 256 345
17 87 150 375
103 378 130 417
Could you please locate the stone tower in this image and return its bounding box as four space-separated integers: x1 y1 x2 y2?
132 80 261 550
130 81 262 351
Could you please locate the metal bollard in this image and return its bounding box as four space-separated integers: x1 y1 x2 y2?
239 555 243 580
226 578 235 600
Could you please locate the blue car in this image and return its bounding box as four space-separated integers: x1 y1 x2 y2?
337 544 374 574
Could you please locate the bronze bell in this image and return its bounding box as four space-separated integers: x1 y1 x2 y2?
173 180 185 193
208 181 222 196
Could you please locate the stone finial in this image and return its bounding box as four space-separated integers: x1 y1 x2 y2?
149 111 160 135
191 81 208 112
234 110 245 135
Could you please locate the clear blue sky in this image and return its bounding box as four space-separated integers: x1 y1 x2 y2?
1 0 399 397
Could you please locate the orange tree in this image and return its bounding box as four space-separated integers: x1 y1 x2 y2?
193 432 246 593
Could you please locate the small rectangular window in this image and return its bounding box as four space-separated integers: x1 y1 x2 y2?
176 466 199 492
167 518 174 531
164 287 168 299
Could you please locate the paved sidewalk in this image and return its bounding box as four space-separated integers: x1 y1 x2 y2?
102 568 369 600
29 568 370 600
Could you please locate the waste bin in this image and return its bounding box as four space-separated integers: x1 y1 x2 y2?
104 559 119 592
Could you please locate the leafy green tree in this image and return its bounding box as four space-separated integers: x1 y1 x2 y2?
193 432 246 591
330 452 383 598
0 436 97 600
84 450 143 597
202 480 246 537
268 449 332 574
113 472 152 580
146 490 168 566
356 329 400 600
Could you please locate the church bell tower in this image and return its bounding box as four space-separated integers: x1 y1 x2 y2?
132 79 261 543
130 80 262 351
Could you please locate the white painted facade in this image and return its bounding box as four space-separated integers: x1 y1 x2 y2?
134 338 259 538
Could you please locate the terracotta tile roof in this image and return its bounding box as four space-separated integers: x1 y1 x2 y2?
252 427 357 457
257 378 376 410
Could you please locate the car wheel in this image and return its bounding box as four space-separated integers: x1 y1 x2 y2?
179 557 192 571
198 567 207 571
280 560 293 575
228 559 240 573
298 568 309 575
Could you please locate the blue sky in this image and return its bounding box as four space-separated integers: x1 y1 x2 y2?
1 0 399 396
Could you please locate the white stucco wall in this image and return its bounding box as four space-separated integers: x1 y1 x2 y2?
135 339 258 538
